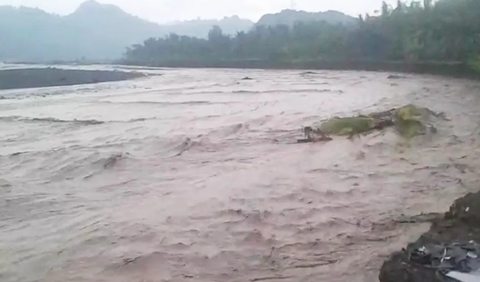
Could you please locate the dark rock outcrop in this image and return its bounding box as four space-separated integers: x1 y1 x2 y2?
379 191 480 282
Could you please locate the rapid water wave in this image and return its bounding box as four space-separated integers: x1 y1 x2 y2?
0 116 105 125
1 67 480 282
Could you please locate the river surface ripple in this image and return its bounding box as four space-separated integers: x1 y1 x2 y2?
1 68 480 282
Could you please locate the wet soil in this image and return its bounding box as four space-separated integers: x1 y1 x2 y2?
0 67 145 90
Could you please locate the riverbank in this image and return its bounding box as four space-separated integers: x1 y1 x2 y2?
379 190 480 282
0 67 146 90
120 59 479 79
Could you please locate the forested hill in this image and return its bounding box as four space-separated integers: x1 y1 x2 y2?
123 0 480 75
0 0 254 62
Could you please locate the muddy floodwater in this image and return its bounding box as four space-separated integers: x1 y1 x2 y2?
1 68 480 282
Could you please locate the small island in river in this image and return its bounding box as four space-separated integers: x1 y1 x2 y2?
0 67 146 90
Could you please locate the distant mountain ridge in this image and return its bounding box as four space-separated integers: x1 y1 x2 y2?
257 9 356 27
0 1 357 62
0 0 254 62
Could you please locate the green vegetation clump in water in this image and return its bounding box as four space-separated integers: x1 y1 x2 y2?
318 116 376 136
394 104 427 138
305 104 438 142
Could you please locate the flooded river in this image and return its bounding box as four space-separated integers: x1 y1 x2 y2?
1 68 480 282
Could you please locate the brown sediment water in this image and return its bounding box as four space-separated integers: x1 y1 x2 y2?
1 68 480 282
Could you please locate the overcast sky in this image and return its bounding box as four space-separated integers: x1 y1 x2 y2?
0 0 398 23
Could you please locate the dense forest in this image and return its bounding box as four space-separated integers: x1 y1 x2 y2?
123 0 480 74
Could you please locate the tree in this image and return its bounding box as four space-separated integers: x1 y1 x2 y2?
122 0 480 73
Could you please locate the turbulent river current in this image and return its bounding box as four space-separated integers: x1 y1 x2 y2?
1 67 480 282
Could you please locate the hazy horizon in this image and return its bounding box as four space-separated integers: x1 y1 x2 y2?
0 0 398 23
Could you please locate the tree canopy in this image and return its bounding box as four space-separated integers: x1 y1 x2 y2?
123 0 480 73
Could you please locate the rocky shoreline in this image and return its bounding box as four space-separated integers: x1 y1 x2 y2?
379 191 480 282
0 67 146 90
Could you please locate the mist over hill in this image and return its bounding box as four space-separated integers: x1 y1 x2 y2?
0 0 358 62
256 9 356 27
0 0 254 62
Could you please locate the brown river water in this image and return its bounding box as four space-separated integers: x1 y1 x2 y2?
1 67 480 282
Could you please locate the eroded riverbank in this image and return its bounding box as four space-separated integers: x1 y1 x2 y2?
1 68 480 282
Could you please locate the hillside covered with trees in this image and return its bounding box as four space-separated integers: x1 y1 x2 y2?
123 0 480 75
0 0 254 62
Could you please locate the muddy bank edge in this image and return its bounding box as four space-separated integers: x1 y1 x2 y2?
379 191 480 282
0 67 146 90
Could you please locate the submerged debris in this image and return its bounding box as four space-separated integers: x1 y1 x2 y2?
103 153 123 169
394 104 435 138
317 115 392 138
298 104 443 143
387 74 406 79
302 126 332 142
408 241 480 273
